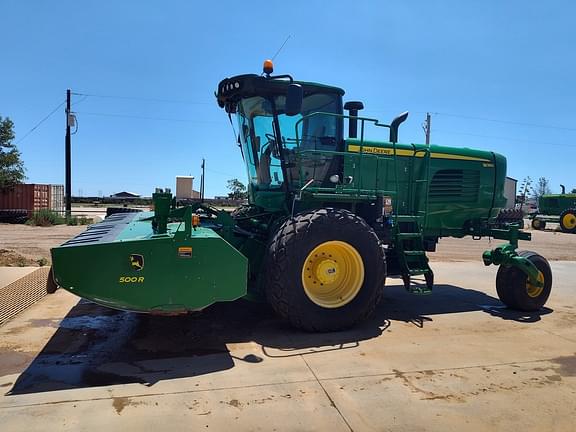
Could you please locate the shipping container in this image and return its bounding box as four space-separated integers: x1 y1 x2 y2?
50 184 65 215
0 184 62 216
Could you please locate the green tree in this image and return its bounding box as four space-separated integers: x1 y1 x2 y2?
532 177 551 199
571 188 576 194
227 178 247 199
0 117 25 189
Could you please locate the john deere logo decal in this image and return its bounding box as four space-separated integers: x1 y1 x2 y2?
129 254 144 271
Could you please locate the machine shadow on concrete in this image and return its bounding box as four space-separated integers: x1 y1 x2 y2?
7 281 552 395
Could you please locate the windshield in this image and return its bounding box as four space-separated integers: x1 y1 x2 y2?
237 92 342 190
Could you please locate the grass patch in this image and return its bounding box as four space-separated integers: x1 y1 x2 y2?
0 249 38 267
25 210 92 227
37 257 49 266
26 209 65 227
66 216 92 226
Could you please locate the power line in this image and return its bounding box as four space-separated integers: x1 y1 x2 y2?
75 111 222 124
366 108 576 132
435 129 576 148
72 92 212 105
71 94 89 107
16 100 65 144
72 91 576 133
432 111 576 132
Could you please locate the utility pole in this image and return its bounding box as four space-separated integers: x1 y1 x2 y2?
65 89 72 219
200 158 205 202
423 112 431 145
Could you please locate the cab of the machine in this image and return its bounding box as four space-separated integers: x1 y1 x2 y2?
217 67 346 210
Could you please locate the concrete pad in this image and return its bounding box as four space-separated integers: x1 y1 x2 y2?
0 262 575 431
323 361 576 432
0 267 37 289
0 381 350 432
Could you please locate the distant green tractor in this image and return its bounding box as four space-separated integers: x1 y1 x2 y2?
49 61 553 331
531 185 576 233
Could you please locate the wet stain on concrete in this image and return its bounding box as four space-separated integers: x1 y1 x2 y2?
112 396 130 415
546 374 562 382
26 319 61 328
227 399 241 408
0 349 34 377
550 354 576 376
5 296 389 395
393 369 461 402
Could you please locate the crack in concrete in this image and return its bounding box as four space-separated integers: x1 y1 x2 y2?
301 355 354 432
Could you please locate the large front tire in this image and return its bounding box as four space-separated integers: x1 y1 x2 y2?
264 208 386 332
496 251 552 311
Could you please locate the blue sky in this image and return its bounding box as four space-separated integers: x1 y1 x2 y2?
1 1 574 197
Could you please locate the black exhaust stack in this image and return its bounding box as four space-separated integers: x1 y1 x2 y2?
389 111 409 143
344 101 364 138
561 184 566 194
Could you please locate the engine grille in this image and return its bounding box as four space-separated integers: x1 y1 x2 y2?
429 169 480 203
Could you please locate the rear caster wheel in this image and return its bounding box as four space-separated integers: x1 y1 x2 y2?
496 251 552 311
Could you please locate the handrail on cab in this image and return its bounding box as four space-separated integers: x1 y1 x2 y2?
291 112 400 202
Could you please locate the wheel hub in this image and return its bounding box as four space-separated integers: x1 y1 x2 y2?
526 270 545 298
314 259 339 284
301 241 365 308
562 213 576 230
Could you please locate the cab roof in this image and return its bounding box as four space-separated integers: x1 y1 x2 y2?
216 73 344 113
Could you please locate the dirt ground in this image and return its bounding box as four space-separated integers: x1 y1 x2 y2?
1 219 574 266
430 225 576 262
0 224 84 266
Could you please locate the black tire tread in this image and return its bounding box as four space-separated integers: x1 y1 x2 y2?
264 208 386 332
495 250 552 311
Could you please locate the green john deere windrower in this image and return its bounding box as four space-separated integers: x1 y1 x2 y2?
50 61 553 331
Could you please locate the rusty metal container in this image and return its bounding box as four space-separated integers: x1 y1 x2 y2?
0 184 51 216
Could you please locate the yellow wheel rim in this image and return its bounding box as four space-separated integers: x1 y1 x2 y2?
526 270 545 298
562 213 576 230
301 241 364 308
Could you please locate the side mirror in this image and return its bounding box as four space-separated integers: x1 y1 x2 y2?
285 84 303 116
